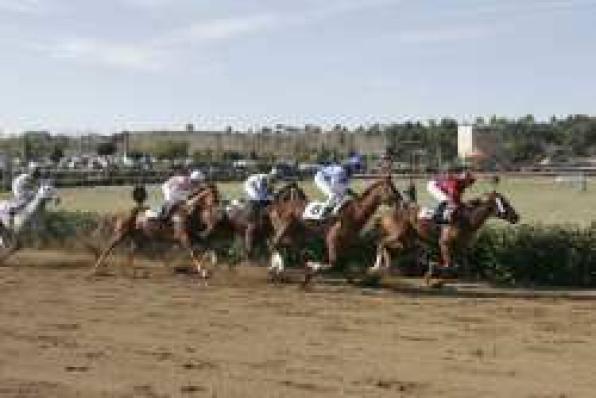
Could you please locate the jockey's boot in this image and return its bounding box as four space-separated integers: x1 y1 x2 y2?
434 202 448 224
443 206 456 224
159 202 172 222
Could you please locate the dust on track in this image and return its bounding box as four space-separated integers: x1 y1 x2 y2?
0 251 595 397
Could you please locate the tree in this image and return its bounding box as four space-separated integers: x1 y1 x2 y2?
96 142 117 157
50 145 64 163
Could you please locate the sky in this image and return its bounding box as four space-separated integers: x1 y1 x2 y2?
0 0 595 135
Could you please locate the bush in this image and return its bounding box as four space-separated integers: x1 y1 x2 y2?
20 210 100 250
14 210 596 287
468 223 596 287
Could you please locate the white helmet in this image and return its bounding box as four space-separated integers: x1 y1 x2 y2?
190 169 205 182
28 161 40 172
268 167 281 180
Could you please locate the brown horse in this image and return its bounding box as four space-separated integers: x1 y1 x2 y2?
370 191 520 285
90 184 220 278
201 182 308 261
270 176 402 285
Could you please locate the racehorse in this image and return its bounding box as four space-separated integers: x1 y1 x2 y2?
205 182 308 261
370 191 520 285
270 176 403 285
90 183 220 278
0 180 60 264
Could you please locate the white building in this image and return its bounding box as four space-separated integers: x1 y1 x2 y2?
457 124 500 164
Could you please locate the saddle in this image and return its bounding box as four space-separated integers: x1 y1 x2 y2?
145 201 183 223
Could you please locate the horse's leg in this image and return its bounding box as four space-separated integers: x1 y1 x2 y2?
371 243 385 273
244 223 256 260
304 226 339 287
90 231 127 276
177 229 209 280
271 217 293 250
268 250 285 283
126 239 143 279
0 241 21 266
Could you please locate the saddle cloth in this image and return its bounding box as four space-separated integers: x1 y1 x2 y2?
302 197 350 221
144 209 160 219
417 207 435 220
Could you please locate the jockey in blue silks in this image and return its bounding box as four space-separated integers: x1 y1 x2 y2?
314 154 363 216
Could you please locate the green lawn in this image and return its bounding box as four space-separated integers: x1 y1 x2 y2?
54 176 596 226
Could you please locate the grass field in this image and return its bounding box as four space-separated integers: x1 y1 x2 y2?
54 176 596 226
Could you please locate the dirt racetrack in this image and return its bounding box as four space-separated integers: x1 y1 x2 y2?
1 252 595 397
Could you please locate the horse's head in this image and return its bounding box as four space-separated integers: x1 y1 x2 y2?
34 180 60 207
377 175 403 206
274 182 307 202
489 191 519 224
200 183 220 207
38 181 58 200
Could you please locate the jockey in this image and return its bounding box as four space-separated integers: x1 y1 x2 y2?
314 154 363 216
11 162 42 210
427 168 476 223
244 168 280 206
160 169 206 220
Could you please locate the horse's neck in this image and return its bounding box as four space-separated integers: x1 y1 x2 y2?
187 190 212 211
351 187 383 227
466 200 494 231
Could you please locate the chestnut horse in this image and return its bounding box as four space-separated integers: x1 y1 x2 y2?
370 191 520 285
201 182 308 261
90 183 220 278
270 176 402 285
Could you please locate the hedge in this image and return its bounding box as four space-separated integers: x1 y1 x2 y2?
467 223 596 287
13 211 596 287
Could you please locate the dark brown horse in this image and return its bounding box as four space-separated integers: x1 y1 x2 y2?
370 191 520 285
270 176 402 285
199 182 308 261
90 184 220 278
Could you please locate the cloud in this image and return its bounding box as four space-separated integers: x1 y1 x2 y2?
0 0 42 13
32 1 402 72
397 26 488 45
50 38 164 71
164 14 279 44
120 0 172 8
452 0 596 20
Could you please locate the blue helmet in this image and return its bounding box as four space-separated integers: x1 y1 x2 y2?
342 154 364 175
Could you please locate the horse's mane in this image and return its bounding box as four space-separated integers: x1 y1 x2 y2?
358 178 386 198
467 191 498 207
274 182 307 201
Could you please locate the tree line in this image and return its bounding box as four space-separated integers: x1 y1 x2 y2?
2 115 595 167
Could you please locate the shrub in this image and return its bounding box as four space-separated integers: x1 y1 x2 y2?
468 223 596 287
13 210 596 287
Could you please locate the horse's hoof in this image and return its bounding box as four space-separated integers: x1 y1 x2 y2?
199 269 212 279
86 270 111 279
430 279 446 289
438 266 458 280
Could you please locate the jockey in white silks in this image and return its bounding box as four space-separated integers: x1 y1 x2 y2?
314 154 363 215
160 169 205 220
11 163 42 210
244 168 279 204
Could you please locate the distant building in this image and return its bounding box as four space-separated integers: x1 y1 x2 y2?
457 124 502 166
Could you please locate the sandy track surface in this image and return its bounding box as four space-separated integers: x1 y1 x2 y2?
0 254 595 397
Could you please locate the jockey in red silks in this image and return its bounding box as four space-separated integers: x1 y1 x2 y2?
426 169 476 223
